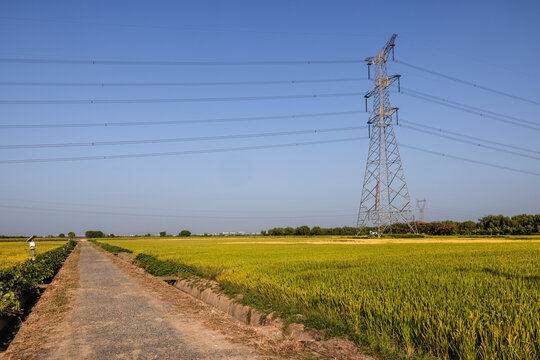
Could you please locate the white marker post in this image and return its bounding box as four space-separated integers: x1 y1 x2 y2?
27 235 36 261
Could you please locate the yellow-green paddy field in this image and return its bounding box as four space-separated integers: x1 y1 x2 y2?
96 236 540 358
0 240 69 269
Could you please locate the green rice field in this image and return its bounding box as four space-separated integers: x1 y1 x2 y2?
99 236 540 359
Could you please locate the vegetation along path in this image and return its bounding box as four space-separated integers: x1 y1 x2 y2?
6 241 271 360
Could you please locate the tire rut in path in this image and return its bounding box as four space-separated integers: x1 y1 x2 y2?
39 242 258 360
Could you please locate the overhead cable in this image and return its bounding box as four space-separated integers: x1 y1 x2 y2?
400 123 540 160
0 57 364 66
399 90 540 131
402 87 540 127
0 205 355 220
0 92 363 105
396 60 540 106
0 137 367 164
0 126 365 149
0 16 374 38
400 144 540 176
0 77 368 87
0 197 357 214
401 119 540 155
0 110 363 129
1 136 538 176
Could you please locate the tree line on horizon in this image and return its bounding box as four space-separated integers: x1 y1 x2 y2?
262 214 540 236
4 214 537 239
84 230 192 238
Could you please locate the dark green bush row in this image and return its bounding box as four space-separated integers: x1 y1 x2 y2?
90 240 132 254
0 240 77 316
135 253 201 278
264 213 540 237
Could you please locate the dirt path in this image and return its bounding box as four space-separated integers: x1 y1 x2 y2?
37 242 262 359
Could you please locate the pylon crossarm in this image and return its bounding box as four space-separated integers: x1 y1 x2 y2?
364 75 401 98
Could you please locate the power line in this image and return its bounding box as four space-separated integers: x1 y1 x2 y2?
0 110 363 129
402 87 540 127
0 137 368 164
0 197 356 215
401 119 540 155
0 77 368 87
400 123 540 160
1 134 538 177
395 60 540 106
0 204 355 220
0 92 363 105
0 16 374 38
399 90 540 131
400 144 540 176
0 57 364 66
0 126 365 149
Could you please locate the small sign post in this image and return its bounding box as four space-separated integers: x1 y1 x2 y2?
27 235 36 261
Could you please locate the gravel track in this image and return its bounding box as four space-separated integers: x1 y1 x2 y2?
38 242 258 360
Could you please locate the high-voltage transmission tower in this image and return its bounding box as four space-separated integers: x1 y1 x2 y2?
357 34 417 236
416 199 427 222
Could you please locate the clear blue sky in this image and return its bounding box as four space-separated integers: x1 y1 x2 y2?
1 0 539 235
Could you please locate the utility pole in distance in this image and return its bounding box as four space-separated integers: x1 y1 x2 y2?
416 199 427 222
357 34 416 237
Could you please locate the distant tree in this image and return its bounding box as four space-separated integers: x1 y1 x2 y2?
260 230 268 236
268 227 284 236
109 233 116 238
262 214 540 238
145 233 151 237
179 230 191 237
160 231 167 237
477 215 512 235
284 227 295 236
457 221 476 235
511 214 536 235
356 226 369 236
294 225 311 236
310 226 322 236
441 221 458 235
341 226 357 235
390 222 410 234
68 232 76 239
58 233 65 238
85 230 105 238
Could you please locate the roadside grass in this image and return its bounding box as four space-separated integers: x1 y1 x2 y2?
48 246 81 314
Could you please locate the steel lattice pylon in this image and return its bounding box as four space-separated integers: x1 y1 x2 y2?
357 34 416 236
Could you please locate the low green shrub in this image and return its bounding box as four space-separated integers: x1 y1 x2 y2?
90 240 132 254
135 253 201 278
0 240 77 316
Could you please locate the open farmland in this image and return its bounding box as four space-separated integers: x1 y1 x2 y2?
99 236 540 359
0 240 69 269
